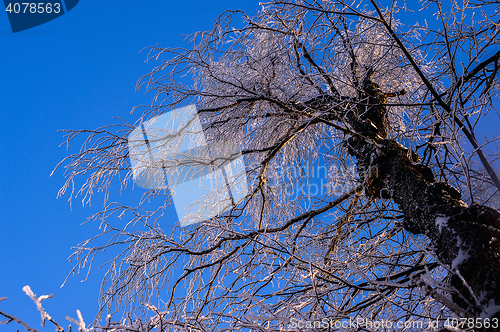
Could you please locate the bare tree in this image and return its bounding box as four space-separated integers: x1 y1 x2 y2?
0 285 170 332
52 0 500 331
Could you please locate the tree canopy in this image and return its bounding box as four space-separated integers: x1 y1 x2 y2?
39 0 500 331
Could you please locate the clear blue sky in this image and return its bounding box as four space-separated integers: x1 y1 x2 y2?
0 2 260 330
1 1 499 331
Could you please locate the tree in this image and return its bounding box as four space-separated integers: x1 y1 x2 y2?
53 0 500 330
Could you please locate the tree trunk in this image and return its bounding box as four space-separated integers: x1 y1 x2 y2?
349 136 500 320
318 74 500 324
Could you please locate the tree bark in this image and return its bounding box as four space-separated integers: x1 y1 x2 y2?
315 75 500 323
349 136 500 320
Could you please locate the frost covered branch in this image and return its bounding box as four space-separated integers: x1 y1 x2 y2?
54 0 500 330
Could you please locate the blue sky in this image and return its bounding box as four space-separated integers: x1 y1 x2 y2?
0 1 260 330
1 1 499 331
